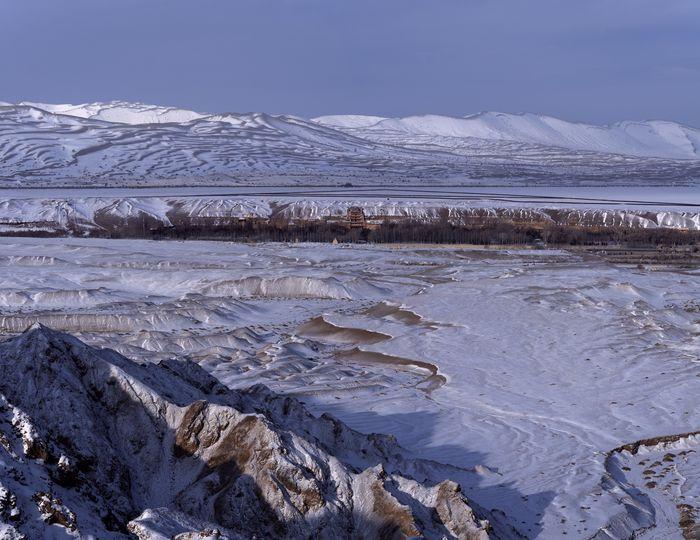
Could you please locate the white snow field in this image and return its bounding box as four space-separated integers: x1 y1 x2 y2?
0 237 698 538
1 101 699 187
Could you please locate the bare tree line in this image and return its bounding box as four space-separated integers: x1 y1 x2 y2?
4 211 699 248
144 217 699 247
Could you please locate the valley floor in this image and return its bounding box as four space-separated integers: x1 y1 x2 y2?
1 238 698 538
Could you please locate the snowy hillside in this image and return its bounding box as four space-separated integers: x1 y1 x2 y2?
0 324 493 539
0 101 698 187
0 102 461 187
315 112 700 160
19 100 206 124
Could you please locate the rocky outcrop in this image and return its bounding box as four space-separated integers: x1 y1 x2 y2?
0 324 491 539
592 432 700 539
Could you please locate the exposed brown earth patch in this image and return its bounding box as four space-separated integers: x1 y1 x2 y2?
298 316 392 344
677 503 700 540
336 347 447 394
611 430 700 455
370 478 421 539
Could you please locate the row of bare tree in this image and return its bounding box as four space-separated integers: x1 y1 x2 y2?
144 218 700 247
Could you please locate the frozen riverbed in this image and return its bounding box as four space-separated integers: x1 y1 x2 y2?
2 185 699 209
0 238 698 538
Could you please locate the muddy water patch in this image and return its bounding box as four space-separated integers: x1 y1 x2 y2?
363 301 460 330
297 316 392 344
335 347 446 393
364 302 423 325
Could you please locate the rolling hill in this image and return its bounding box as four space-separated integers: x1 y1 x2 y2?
0 101 698 187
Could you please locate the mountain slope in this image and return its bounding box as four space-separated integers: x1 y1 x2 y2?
0 101 698 187
315 112 700 160
0 102 465 186
0 325 493 539
19 101 207 125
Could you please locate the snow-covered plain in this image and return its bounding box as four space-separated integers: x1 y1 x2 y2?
1 101 699 187
0 237 698 538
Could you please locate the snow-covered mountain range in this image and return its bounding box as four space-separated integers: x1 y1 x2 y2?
1 101 698 187
316 112 700 160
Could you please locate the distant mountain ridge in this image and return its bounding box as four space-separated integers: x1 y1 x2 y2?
19 100 206 124
315 112 700 160
16 101 700 160
1 100 698 187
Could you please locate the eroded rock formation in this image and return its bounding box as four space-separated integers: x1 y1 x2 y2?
0 324 490 539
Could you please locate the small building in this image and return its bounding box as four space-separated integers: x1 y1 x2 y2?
347 206 366 228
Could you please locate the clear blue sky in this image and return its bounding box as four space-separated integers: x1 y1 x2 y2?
2 0 699 125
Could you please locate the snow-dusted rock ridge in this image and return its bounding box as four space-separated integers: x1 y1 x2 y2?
1 194 699 235
0 101 698 186
0 324 492 539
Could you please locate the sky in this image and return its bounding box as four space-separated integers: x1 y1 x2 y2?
1 0 699 126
